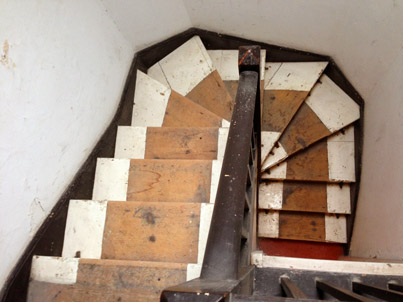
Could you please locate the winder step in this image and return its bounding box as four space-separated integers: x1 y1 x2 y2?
92 158 222 203
28 257 188 302
114 126 228 161
262 125 356 183
258 211 347 243
261 62 328 162
262 74 360 170
132 70 226 128
61 200 214 265
207 49 267 101
148 36 234 121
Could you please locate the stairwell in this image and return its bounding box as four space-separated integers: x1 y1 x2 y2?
19 34 403 301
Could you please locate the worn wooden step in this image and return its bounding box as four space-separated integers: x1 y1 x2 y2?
261 62 328 163
114 126 228 161
148 36 234 121
132 70 226 128
208 49 267 101
28 257 188 302
258 210 347 243
262 75 360 170
259 181 351 214
262 125 356 182
62 200 213 266
92 158 222 203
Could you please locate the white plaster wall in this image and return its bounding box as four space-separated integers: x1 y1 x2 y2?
183 0 403 259
0 1 134 286
101 0 192 51
349 49 403 260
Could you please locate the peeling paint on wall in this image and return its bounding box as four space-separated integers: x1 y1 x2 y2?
1 39 15 68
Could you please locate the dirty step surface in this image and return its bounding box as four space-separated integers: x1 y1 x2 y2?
114 126 228 161
261 62 328 164
132 70 224 128
148 36 234 121
262 125 356 183
262 75 360 170
259 181 351 214
258 211 347 243
28 257 187 302
61 200 204 263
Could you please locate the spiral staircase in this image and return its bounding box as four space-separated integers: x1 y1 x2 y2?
22 33 403 301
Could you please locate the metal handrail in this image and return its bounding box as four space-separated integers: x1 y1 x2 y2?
161 46 261 301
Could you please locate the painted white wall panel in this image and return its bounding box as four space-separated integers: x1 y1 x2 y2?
0 0 133 286
101 0 192 51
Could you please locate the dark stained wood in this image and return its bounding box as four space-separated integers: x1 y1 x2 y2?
186 70 234 121
286 140 329 181
127 159 212 203
279 103 331 155
102 201 200 263
388 282 403 293
145 127 218 160
163 90 222 127
282 182 327 213
316 280 375 302
262 90 308 132
280 277 308 299
353 282 403 302
279 212 325 242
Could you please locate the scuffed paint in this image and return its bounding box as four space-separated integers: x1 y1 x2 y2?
29 198 46 236
1 40 15 68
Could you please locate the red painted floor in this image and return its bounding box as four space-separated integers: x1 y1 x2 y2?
258 238 344 260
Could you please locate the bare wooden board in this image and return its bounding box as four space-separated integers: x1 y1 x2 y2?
262 75 360 169
145 127 218 160
258 211 347 243
262 90 309 133
186 70 234 121
102 201 201 263
28 259 186 302
127 159 212 203
262 126 356 182
259 181 351 214
163 90 222 127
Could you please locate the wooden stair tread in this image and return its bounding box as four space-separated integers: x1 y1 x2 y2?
186 69 234 121
145 127 219 160
28 257 187 302
260 62 328 163
114 126 227 161
162 90 223 127
258 211 347 243
127 159 213 203
147 36 234 121
262 125 356 182
62 200 203 263
132 70 223 128
262 75 360 170
259 181 351 214
92 158 223 203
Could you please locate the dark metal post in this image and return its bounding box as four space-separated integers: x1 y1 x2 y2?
200 46 260 280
